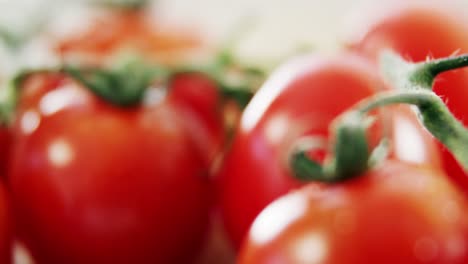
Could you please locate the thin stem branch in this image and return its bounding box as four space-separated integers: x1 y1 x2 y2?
423 54 468 77
355 89 468 170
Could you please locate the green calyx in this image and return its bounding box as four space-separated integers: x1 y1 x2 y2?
65 58 166 107
291 112 372 182
0 53 265 125
2 58 166 112
210 51 265 108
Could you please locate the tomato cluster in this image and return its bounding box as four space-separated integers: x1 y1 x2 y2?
0 2 468 264
221 3 468 264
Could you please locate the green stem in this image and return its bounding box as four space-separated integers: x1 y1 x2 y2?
410 54 468 88
381 50 468 90
424 54 468 76
379 51 468 171
355 89 468 170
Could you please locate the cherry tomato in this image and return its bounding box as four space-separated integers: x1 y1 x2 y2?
169 72 224 165
0 182 11 264
347 3 468 192
54 9 202 65
0 127 10 175
239 161 468 264
217 53 441 249
8 71 223 263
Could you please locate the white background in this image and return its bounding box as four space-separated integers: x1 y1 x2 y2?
0 0 467 67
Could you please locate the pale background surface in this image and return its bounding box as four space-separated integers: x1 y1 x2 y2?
0 0 467 72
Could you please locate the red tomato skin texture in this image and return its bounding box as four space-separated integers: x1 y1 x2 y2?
348 4 468 192
169 72 225 166
217 54 441 250
0 127 10 176
9 76 213 264
0 183 11 264
239 161 468 264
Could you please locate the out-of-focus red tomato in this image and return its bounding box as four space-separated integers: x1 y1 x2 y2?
8 68 224 263
0 127 10 176
54 9 203 66
0 182 11 264
168 72 224 164
239 161 468 264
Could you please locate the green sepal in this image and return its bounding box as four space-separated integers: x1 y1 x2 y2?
65 58 167 107
290 112 371 183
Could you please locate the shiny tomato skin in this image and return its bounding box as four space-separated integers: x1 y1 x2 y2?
168 72 225 166
0 182 11 264
347 4 468 192
9 75 213 264
217 53 441 250
239 161 468 264
0 127 10 175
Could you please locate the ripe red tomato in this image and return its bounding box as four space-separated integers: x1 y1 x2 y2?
54 9 202 65
238 161 468 264
0 127 10 175
8 70 224 263
0 182 11 264
347 3 468 192
217 53 442 249
168 72 225 165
